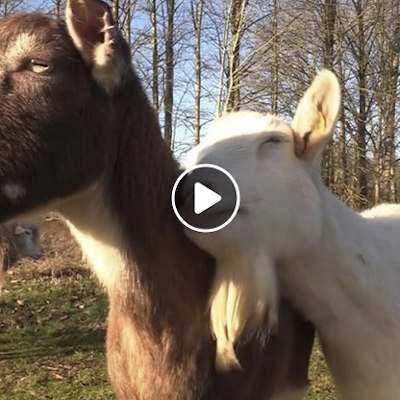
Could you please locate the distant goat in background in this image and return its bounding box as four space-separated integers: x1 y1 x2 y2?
182 69 400 399
0 223 43 289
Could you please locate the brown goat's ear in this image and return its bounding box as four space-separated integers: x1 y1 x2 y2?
66 0 128 94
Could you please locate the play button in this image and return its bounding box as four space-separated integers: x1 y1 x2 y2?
194 183 222 215
171 164 240 233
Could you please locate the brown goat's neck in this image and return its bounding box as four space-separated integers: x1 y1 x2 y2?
60 78 215 399
60 73 212 331
106 76 212 303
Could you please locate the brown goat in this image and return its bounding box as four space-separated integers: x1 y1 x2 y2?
0 1 314 399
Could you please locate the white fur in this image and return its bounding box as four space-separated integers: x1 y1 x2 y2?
6 33 39 61
361 203 400 219
184 113 294 369
57 184 126 294
66 2 125 94
2 184 126 291
185 113 289 168
183 70 400 398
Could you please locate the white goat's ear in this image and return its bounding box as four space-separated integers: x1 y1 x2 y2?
291 70 341 161
66 0 128 94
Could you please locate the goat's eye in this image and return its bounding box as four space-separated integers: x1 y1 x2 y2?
261 136 283 146
28 59 52 74
265 136 282 144
258 135 286 154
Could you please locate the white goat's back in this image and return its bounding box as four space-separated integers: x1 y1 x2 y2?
361 203 400 219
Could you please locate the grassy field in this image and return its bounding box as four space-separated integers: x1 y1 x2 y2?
0 220 336 399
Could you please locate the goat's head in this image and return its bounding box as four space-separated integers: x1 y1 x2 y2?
183 70 341 260
0 0 131 223
11 222 43 260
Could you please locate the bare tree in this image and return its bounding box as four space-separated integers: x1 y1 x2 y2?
320 0 338 188
374 0 400 203
48 0 65 18
122 0 132 45
226 0 249 112
351 0 372 206
149 0 160 113
191 0 204 143
164 0 175 148
0 0 25 16
270 0 279 114
215 1 231 117
5 0 399 209
112 0 120 22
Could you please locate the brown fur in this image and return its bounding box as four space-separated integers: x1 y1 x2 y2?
0 5 314 399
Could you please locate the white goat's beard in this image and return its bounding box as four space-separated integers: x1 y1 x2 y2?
211 251 279 370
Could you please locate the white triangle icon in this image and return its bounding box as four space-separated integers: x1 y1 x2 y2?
194 182 222 215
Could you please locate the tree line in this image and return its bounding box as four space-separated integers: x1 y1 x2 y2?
1 0 399 209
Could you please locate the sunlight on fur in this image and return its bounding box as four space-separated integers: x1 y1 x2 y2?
183 70 340 371
208 252 278 369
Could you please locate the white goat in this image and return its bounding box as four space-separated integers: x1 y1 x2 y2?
184 70 400 399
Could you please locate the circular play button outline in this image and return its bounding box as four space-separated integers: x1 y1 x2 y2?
171 163 241 233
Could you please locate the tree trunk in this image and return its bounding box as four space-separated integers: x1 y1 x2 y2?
149 0 160 114
271 0 279 114
355 0 369 207
122 0 132 47
379 0 400 202
191 0 204 144
164 0 175 148
112 0 120 24
226 0 248 112
337 37 348 200
321 0 337 189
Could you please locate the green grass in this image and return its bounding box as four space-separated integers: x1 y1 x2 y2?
308 343 337 399
0 274 114 400
0 272 336 399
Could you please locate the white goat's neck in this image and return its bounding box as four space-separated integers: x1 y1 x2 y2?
57 184 127 295
279 188 400 399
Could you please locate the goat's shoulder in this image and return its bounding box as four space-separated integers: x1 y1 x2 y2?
360 204 400 253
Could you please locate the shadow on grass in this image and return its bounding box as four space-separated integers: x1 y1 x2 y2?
0 328 106 360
